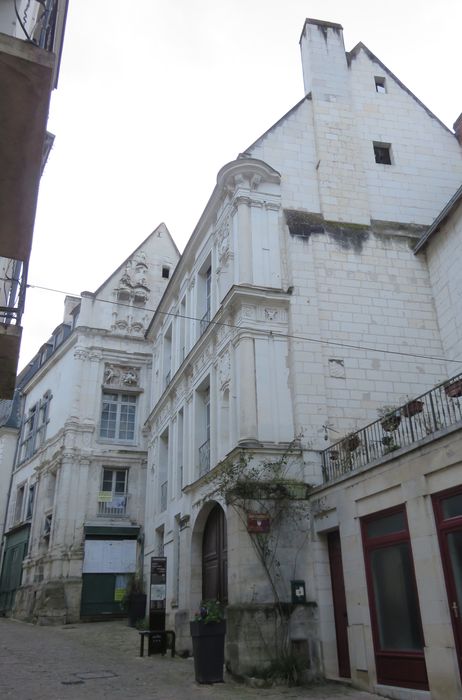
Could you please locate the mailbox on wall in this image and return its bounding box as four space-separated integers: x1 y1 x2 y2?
291 580 306 604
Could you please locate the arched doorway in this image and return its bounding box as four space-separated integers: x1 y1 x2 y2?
202 504 227 602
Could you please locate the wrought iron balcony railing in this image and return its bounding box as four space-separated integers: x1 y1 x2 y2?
6 0 60 52
321 373 462 483
198 439 210 477
97 494 127 518
0 258 27 326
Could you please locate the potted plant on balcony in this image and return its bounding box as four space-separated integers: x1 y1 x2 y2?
444 378 462 399
122 575 147 627
341 432 360 452
377 405 401 432
401 399 424 418
190 600 226 683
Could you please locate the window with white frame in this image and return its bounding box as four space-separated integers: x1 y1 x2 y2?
26 483 36 520
197 257 212 337
98 468 128 516
100 393 137 441
13 484 26 523
197 381 211 477
19 391 52 462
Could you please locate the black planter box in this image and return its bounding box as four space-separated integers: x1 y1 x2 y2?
127 592 147 627
190 621 226 683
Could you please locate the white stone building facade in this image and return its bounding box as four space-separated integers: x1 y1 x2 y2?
0 225 179 621
142 18 462 700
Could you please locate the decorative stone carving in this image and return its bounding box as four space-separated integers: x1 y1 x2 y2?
328 358 345 379
264 308 279 321
115 253 150 306
131 321 144 334
156 403 170 430
218 350 231 390
103 364 140 387
73 347 89 360
217 218 231 266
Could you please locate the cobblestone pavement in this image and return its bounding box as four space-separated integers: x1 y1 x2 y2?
0 618 383 700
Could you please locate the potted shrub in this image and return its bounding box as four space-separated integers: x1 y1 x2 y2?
190 600 226 683
401 399 424 418
444 379 462 399
341 432 360 452
329 449 339 461
381 435 399 452
377 405 401 432
122 575 147 628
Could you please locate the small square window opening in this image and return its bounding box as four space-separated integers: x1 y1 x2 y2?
375 77 386 93
162 267 170 279
373 143 392 165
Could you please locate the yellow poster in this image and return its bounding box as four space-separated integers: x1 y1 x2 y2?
97 491 112 502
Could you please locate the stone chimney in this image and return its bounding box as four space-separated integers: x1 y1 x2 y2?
298 18 370 225
299 18 347 97
63 295 80 325
454 113 462 145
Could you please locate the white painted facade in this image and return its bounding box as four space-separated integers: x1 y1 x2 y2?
1 17 461 700
0 225 179 621
142 18 462 699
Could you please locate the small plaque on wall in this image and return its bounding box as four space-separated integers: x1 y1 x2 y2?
247 513 270 533
291 580 306 604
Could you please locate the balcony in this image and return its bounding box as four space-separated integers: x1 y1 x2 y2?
198 439 210 477
0 2 68 398
97 495 128 518
321 373 462 483
0 257 26 397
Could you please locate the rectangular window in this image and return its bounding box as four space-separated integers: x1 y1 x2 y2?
100 393 136 441
98 468 128 517
19 391 52 462
26 484 36 520
373 142 392 165
197 383 211 477
375 76 386 93
14 484 25 523
198 258 212 337
361 505 428 689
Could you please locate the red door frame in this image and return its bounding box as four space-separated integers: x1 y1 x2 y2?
327 530 351 678
361 504 428 690
432 485 462 680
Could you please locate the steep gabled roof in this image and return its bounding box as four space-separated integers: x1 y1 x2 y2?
414 183 462 253
92 222 179 299
242 95 311 154
348 42 454 135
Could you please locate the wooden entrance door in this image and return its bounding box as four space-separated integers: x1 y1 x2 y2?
327 530 351 678
361 506 428 690
202 505 227 602
433 486 462 679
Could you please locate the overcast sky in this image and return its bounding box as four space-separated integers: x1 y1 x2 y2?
19 0 462 369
